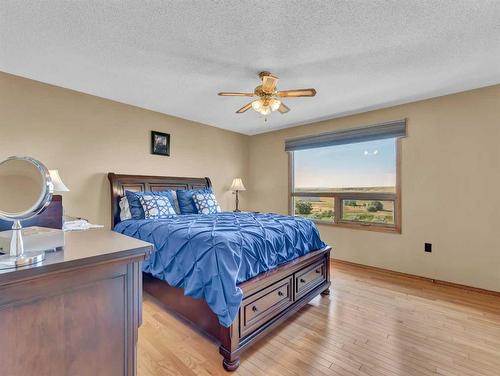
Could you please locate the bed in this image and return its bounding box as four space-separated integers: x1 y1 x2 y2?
108 173 331 371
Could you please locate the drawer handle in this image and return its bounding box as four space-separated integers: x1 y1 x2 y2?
300 278 306 283
315 269 321 274
278 291 284 297
252 306 258 312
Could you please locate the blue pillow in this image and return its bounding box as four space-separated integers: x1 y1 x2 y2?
125 190 177 219
176 187 213 214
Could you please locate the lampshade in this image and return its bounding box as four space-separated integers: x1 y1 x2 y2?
251 99 263 111
230 178 246 191
49 170 70 192
269 98 281 111
259 106 271 115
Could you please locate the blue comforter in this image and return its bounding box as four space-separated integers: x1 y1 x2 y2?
114 212 326 327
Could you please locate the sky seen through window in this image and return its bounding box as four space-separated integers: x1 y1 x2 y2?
294 138 396 190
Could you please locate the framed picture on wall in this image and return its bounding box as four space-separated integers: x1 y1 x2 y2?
151 131 170 156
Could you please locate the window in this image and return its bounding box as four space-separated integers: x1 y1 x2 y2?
287 121 404 232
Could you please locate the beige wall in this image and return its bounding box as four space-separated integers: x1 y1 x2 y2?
247 85 500 292
0 72 249 227
2 71 499 292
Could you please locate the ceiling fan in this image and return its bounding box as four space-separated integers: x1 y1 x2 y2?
218 71 316 116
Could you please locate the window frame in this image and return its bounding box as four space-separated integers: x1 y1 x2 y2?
288 138 402 234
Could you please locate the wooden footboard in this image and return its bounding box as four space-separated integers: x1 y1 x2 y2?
143 246 331 371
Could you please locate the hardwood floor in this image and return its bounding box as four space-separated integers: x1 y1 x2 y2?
138 261 500 376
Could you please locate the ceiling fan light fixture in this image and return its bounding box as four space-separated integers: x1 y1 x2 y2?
251 99 263 111
269 98 281 111
219 71 316 117
259 106 271 115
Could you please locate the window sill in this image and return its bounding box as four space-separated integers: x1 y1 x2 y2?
312 220 401 234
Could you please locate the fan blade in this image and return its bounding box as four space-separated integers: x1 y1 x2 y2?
278 103 290 113
236 102 253 113
277 88 316 97
261 75 279 93
218 92 255 96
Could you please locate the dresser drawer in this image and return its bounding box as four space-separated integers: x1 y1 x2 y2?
295 259 327 299
240 276 293 337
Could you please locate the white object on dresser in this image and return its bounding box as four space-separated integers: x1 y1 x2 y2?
63 219 104 232
0 226 64 254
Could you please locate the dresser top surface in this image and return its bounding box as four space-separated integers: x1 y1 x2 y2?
0 229 153 282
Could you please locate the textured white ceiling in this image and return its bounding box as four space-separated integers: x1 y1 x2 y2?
1 1 499 135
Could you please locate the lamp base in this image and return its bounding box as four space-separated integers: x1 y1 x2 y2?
233 209 241 213
0 251 45 270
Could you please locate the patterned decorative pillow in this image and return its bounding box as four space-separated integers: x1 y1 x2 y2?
192 192 222 214
125 190 179 219
138 194 177 219
176 188 213 214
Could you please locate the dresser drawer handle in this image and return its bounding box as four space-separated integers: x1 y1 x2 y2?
300 278 306 283
278 290 284 297
315 269 321 274
252 306 258 312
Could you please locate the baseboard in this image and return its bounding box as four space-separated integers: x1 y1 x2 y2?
330 258 500 297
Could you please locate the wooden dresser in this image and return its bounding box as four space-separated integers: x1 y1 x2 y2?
0 230 152 376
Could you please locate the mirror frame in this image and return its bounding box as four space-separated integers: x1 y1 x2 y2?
0 156 54 221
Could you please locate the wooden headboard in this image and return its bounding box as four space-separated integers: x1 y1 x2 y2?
108 173 212 228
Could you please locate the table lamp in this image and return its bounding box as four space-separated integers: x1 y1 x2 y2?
49 170 69 227
49 170 69 192
229 178 246 212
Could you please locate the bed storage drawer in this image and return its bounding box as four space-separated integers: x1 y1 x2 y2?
295 259 327 299
240 276 293 337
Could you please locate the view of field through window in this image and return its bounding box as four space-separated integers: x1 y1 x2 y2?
341 199 394 224
293 138 397 225
294 197 335 221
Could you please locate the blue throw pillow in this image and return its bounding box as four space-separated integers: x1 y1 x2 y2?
125 190 177 219
176 188 213 214
192 192 222 214
139 194 177 219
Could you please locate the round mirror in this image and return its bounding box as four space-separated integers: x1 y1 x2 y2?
0 156 53 269
0 158 52 220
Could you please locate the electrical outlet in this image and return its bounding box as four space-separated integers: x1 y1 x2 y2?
424 243 432 253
